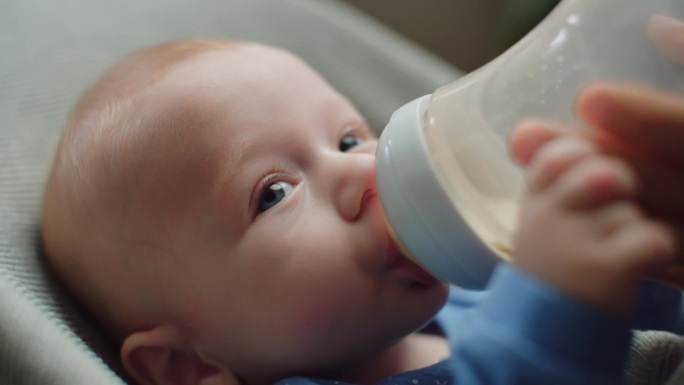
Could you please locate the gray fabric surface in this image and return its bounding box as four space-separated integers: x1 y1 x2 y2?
627 331 684 385
666 349 684 385
0 0 460 383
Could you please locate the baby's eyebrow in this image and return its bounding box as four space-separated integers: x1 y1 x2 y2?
214 139 247 190
208 137 251 234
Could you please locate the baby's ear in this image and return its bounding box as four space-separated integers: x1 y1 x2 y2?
121 325 241 385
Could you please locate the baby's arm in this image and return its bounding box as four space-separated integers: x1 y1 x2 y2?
513 135 676 318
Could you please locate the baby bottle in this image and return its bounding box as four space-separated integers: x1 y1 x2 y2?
376 0 684 289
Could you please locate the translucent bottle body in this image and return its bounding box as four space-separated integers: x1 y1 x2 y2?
376 0 684 289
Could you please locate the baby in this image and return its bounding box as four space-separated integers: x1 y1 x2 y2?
41 39 677 385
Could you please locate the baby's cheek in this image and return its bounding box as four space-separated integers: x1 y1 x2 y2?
268 291 363 366
286 286 352 337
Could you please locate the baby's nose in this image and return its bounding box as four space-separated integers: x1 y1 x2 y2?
333 153 376 221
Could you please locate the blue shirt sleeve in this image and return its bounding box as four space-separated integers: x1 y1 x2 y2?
444 263 633 385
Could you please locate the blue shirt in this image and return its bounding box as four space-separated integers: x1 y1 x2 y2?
277 263 682 385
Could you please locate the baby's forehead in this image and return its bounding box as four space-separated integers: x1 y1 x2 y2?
129 41 353 167
139 44 327 140
159 44 322 101
142 47 272 119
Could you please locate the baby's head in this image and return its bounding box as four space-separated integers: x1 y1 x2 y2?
42 39 449 385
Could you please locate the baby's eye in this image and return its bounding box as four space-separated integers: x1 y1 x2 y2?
258 181 293 213
339 133 364 152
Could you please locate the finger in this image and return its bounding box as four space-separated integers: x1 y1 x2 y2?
648 15 684 66
525 136 597 194
547 155 637 210
592 202 642 236
606 219 676 276
576 82 684 167
509 119 578 165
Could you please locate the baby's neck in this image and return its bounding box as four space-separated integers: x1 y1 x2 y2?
341 332 449 385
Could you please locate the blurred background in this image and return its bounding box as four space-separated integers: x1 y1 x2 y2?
340 0 561 72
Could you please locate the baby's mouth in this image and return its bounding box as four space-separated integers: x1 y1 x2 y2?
393 253 440 286
383 234 439 287
376 201 439 287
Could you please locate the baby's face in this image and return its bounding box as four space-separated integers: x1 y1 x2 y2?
128 45 449 382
